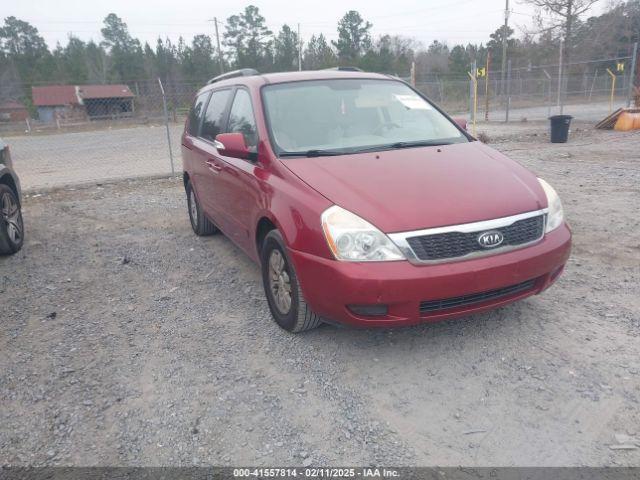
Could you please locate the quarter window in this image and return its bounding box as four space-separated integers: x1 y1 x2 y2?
228 89 258 149
201 89 231 141
187 92 209 136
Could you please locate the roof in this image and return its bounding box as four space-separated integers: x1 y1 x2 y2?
32 84 135 106
198 69 393 95
77 84 134 100
32 85 79 106
260 70 391 84
0 101 27 110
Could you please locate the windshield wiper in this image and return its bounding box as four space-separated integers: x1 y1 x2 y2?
351 140 453 154
279 149 346 158
391 140 452 148
279 140 453 157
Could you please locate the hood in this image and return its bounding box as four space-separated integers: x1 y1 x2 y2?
282 141 547 233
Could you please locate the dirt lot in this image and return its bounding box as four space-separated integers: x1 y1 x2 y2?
1 125 639 467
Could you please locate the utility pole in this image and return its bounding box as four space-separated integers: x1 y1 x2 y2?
500 0 509 97
213 17 224 74
297 23 302 71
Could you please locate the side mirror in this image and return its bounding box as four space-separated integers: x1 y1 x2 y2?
453 117 468 131
215 132 251 160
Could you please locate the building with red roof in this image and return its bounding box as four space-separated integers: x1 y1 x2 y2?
32 84 135 122
0 100 29 122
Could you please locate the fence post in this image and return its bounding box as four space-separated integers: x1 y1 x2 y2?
157 77 175 176
505 59 511 122
606 68 616 113
627 42 638 108
469 60 476 124
589 69 598 102
542 69 552 118
410 61 416 87
467 71 478 136
484 51 491 121
557 39 564 114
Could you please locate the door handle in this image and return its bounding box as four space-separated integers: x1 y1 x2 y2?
206 159 222 173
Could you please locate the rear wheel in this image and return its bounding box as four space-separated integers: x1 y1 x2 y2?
0 184 24 255
261 230 322 333
186 180 218 236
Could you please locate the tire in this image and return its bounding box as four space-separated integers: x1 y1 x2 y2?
0 183 24 255
186 180 218 236
261 230 322 333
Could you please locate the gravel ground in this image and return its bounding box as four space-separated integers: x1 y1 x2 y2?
1 125 639 467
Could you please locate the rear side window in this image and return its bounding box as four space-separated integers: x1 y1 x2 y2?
228 89 258 149
201 89 231 141
187 92 209 136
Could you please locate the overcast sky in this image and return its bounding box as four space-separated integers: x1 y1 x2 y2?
6 0 605 50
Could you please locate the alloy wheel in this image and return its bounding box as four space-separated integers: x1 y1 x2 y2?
189 189 198 224
268 249 292 314
1 192 22 245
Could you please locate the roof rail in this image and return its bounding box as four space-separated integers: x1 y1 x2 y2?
207 68 259 84
323 66 363 72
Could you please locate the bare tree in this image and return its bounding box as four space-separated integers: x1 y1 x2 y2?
526 0 601 68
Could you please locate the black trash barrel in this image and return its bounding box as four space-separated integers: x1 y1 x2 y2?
549 115 573 143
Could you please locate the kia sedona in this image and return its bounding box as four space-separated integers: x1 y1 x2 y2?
0 138 24 255
181 68 571 332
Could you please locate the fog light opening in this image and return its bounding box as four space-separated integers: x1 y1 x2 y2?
347 304 389 317
550 264 565 282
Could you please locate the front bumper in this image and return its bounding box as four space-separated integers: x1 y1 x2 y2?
289 223 571 327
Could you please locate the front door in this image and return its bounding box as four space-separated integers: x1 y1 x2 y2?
194 88 233 225
215 88 262 252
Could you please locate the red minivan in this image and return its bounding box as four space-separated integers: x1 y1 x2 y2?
181 68 571 332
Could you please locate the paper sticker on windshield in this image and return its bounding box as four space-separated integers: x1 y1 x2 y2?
394 94 432 110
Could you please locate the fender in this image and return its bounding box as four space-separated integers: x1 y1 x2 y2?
251 159 333 262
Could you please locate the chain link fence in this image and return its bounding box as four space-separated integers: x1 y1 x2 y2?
0 53 637 191
0 79 194 190
414 54 637 123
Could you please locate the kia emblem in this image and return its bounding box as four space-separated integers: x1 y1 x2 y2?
477 230 504 248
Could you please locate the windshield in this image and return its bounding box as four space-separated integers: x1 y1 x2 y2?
262 78 468 156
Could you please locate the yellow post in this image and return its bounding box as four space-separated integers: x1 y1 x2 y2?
467 71 478 136
606 68 616 113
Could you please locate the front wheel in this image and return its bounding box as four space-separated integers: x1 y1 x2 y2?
0 184 24 255
261 230 322 333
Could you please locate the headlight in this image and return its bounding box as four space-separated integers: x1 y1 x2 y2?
321 205 405 262
538 178 564 232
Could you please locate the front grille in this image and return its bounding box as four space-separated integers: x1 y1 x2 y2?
407 214 544 261
420 279 537 314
